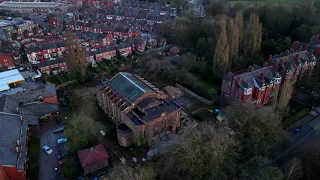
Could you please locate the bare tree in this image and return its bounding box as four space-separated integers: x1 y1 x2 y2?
65 33 87 82
158 121 239 180
275 80 294 115
213 18 230 74
243 13 262 59
227 19 240 66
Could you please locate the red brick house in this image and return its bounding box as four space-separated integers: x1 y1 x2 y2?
93 46 117 61
97 72 181 146
266 50 317 84
116 43 132 57
129 38 146 52
37 58 68 75
0 52 15 69
0 162 10 180
25 41 65 62
222 44 317 106
77 144 110 174
221 65 282 106
0 113 28 180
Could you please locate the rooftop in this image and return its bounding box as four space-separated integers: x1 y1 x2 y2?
0 1 63 8
109 72 154 102
77 144 109 168
0 113 27 171
0 69 24 92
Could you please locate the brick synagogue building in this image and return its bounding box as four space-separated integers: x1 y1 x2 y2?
96 72 181 147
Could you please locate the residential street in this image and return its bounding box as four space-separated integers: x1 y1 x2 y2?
35 106 67 180
271 110 320 166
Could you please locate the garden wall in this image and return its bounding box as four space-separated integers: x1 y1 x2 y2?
176 83 214 105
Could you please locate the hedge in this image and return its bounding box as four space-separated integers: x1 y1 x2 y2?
282 108 310 128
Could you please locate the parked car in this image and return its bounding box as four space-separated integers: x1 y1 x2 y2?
56 151 69 160
42 145 53 154
53 126 65 133
57 137 67 144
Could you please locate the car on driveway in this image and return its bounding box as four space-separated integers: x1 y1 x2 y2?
53 126 65 133
56 151 69 160
57 137 67 144
42 145 53 154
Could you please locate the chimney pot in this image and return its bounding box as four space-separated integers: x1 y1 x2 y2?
259 73 265 81
236 76 241 84
280 59 284 65
273 64 279 72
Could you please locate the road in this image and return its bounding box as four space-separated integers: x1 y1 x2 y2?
37 106 68 180
271 112 320 166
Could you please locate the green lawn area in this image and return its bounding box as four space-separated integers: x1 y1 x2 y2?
228 0 306 5
26 137 40 180
192 73 220 90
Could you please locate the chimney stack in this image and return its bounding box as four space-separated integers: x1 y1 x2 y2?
303 44 309 51
268 55 273 60
259 73 265 81
227 71 232 79
248 65 254 72
273 64 279 72
294 41 299 48
295 54 300 60
280 59 285 65
313 34 319 42
263 62 268 67
285 50 290 55
236 76 241 84
309 49 314 55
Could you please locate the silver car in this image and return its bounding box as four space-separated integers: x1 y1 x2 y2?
42 145 53 155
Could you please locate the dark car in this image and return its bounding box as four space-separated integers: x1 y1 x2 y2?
56 151 69 160
52 126 65 133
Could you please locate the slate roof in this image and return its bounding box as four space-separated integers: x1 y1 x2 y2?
0 113 27 171
233 65 280 89
0 83 58 125
77 144 109 168
109 72 154 102
37 58 66 68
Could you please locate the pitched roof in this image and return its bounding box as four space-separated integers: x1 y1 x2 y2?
109 72 154 102
0 113 28 171
77 144 109 168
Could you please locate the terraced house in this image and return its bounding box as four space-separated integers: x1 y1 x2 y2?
221 39 318 106
96 72 181 147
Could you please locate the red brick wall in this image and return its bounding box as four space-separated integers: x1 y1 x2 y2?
0 163 9 180
3 166 24 180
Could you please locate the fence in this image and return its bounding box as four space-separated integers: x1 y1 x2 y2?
176 83 213 105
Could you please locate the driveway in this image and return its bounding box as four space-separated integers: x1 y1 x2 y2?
37 106 68 180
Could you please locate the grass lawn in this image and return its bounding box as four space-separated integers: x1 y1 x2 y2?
228 0 306 5
192 73 220 90
26 137 40 180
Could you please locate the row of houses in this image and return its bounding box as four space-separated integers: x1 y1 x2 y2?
0 69 59 180
221 35 319 106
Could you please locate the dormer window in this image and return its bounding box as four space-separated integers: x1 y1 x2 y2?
38 96 44 102
244 88 252 95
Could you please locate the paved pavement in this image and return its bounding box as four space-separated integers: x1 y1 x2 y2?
36 106 67 180
271 112 320 166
